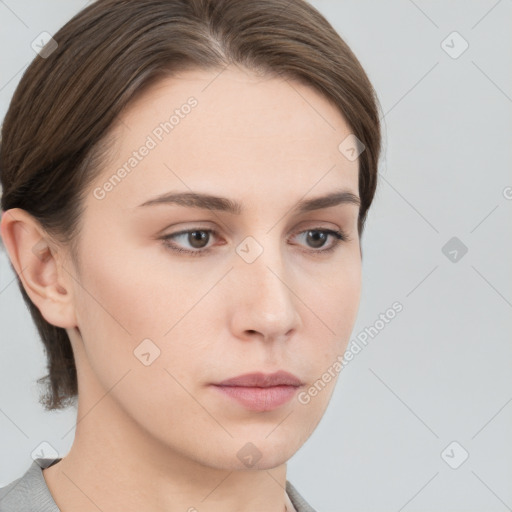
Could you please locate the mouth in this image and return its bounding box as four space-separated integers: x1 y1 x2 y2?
211 370 303 412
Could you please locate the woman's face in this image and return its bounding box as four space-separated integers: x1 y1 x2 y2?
67 66 362 470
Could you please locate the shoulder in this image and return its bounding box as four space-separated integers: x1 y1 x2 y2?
0 458 61 512
286 480 318 512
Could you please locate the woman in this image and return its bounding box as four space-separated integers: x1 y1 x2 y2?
0 0 381 510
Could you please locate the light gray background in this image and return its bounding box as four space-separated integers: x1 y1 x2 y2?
1 1 511 511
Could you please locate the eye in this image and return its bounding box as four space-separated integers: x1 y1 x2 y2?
160 227 350 257
160 229 219 257
291 228 349 254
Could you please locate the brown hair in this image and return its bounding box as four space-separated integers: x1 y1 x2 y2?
0 0 382 410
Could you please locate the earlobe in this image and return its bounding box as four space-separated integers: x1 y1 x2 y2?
0 208 77 329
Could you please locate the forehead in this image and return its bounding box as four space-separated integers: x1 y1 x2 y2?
120 66 351 138
89 66 359 213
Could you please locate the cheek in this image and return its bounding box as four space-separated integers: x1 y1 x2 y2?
76 240 196 337
72 242 222 386
294 263 361 422
71 247 212 430
293 261 361 414
303 254 361 347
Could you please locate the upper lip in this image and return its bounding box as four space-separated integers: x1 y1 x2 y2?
214 370 303 388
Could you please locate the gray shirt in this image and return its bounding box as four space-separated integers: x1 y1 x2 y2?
0 458 317 512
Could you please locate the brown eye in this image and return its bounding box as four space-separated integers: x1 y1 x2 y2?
292 228 348 254
160 229 218 256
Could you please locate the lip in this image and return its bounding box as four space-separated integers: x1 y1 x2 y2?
214 370 303 387
211 371 303 412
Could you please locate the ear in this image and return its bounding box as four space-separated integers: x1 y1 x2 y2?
0 208 77 329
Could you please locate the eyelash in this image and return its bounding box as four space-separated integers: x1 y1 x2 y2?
160 227 350 257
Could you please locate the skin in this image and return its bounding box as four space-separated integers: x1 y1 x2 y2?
1 65 362 512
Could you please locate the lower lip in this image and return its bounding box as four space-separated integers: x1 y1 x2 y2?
211 385 299 412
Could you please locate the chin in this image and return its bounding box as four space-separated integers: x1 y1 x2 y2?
198 437 298 472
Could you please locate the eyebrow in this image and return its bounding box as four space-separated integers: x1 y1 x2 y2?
137 189 360 214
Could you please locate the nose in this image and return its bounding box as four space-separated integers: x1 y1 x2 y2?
228 241 302 343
